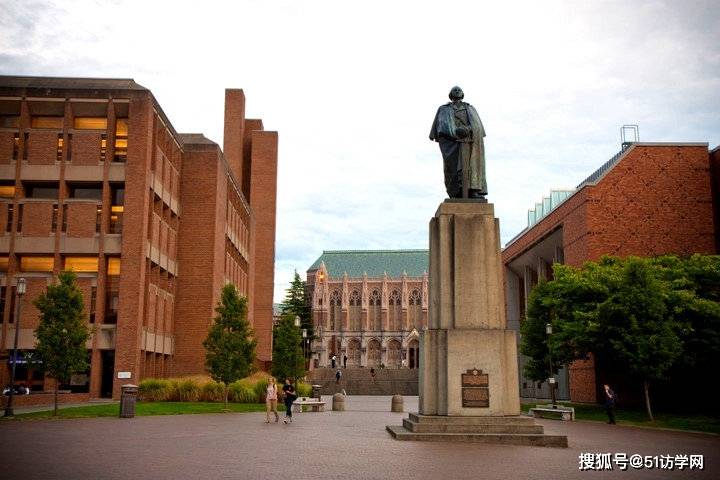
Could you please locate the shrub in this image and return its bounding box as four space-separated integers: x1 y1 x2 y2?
297 382 312 398
175 378 201 402
253 378 269 402
139 378 171 401
200 381 226 402
228 381 257 403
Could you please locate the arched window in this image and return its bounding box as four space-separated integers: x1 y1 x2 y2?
349 290 361 331
389 290 401 331
387 339 402 368
408 289 422 329
329 290 341 331
367 338 381 367
369 289 381 331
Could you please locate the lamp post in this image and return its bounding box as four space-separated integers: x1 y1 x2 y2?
302 328 308 369
294 316 301 395
545 322 557 409
4 277 27 417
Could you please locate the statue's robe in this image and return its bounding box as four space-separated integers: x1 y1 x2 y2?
429 102 487 197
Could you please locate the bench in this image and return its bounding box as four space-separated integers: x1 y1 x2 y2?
529 407 574 421
292 398 326 413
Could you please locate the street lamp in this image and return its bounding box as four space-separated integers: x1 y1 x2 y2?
4 277 27 417
302 328 308 368
545 322 557 409
294 316 301 397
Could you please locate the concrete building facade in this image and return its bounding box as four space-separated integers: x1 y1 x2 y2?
502 142 719 403
0 76 277 399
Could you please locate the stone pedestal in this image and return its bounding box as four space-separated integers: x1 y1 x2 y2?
386 201 567 448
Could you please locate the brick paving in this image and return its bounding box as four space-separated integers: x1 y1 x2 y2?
0 396 717 479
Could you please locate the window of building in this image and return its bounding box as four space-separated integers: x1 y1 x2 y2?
24 182 59 199
369 289 381 331
64 256 99 273
12 133 19 160
0 115 19 128
0 286 6 324
67 182 103 200
16 204 22 232
110 184 124 234
389 290 401 331
349 290 361 331
329 290 340 331
0 257 8 272
6 204 13 232
20 256 54 272
0 184 15 198
73 117 107 130
105 258 121 324
408 289 422 329
56 134 63 161
31 116 63 129
100 134 107 162
114 119 128 162
89 286 97 323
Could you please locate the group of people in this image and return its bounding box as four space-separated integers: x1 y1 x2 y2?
264 377 298 424
330 354 347 369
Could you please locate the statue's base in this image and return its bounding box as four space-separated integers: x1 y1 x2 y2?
445 197 488 203
386 413 568 448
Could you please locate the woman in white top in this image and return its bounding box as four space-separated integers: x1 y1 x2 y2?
265 377 279 423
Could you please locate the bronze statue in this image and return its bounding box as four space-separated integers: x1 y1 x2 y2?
429 86 487 199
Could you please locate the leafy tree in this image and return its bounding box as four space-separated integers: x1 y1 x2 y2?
203 284 256 409
34 270 91 416
271 314 304 384
280 270 312 338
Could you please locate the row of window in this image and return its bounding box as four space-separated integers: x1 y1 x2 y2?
0 181 124 202
0 256 120 274
3 203 123 235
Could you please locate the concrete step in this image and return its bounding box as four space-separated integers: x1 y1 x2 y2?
402 418 545 434
386 425 568 448
408 413 537 425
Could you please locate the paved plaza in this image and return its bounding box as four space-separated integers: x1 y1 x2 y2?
0 396 717 479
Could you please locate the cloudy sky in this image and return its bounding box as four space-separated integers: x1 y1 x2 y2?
1 0 718 302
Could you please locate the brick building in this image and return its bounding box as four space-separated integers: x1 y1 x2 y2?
0 76 277 399
307 250 428 369
502 142 720 403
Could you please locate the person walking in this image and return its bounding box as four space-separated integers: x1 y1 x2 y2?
331 355 336 369
370 367 376 382
335 369 342 384
343 355 348 368
265 377 279 423
282 378 297 424
603 384 617 424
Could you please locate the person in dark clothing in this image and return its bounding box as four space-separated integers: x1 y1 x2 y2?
603 384 617 424
282 379 297 424
331 355 336 369
343 355 347 368
335 369 342 384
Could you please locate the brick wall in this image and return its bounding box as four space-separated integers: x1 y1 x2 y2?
27 131 58 165
0 131 15 163
710 147 720 253
248 130 278 362
66 202 98 237
71 131 102 165
21 202 55 236
223 89 245 183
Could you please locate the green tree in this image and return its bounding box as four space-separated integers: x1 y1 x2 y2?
280 270 312 337
271 314 304 384
203 284 256 409
34 270 91 416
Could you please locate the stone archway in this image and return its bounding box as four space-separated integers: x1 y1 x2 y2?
387 339 402 368
367 339 381 368
347 338 361 367
408 339 419 369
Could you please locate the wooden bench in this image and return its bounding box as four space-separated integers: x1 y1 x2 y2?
292 398 326 413
529 407 574 421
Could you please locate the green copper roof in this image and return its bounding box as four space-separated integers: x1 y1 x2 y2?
308 250 429 278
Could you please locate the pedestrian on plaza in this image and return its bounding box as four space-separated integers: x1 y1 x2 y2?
331 355 337 369
370 367 376 382
335 369 342 384
343 355 348 368
265 376 279 423
282 378 297 424
603 384 617 424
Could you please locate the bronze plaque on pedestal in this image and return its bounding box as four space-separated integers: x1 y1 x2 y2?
462 368 489 407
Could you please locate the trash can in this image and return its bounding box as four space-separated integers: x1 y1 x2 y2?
119 384 139 418
312 384 322 400
391 394 404 412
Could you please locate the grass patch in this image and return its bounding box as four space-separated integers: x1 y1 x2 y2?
4 402 265 421
521 402 720 434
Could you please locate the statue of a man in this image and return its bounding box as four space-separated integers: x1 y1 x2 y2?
429 86 487 199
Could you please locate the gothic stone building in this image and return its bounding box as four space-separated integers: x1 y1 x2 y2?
306 250 428 369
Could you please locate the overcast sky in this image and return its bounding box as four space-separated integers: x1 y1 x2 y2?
1 0 718 303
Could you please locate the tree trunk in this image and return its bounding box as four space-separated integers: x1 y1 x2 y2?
54 382 59 417
224 385 229 411
643 379 654 422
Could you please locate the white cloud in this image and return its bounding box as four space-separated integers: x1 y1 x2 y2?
1 0 718 302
